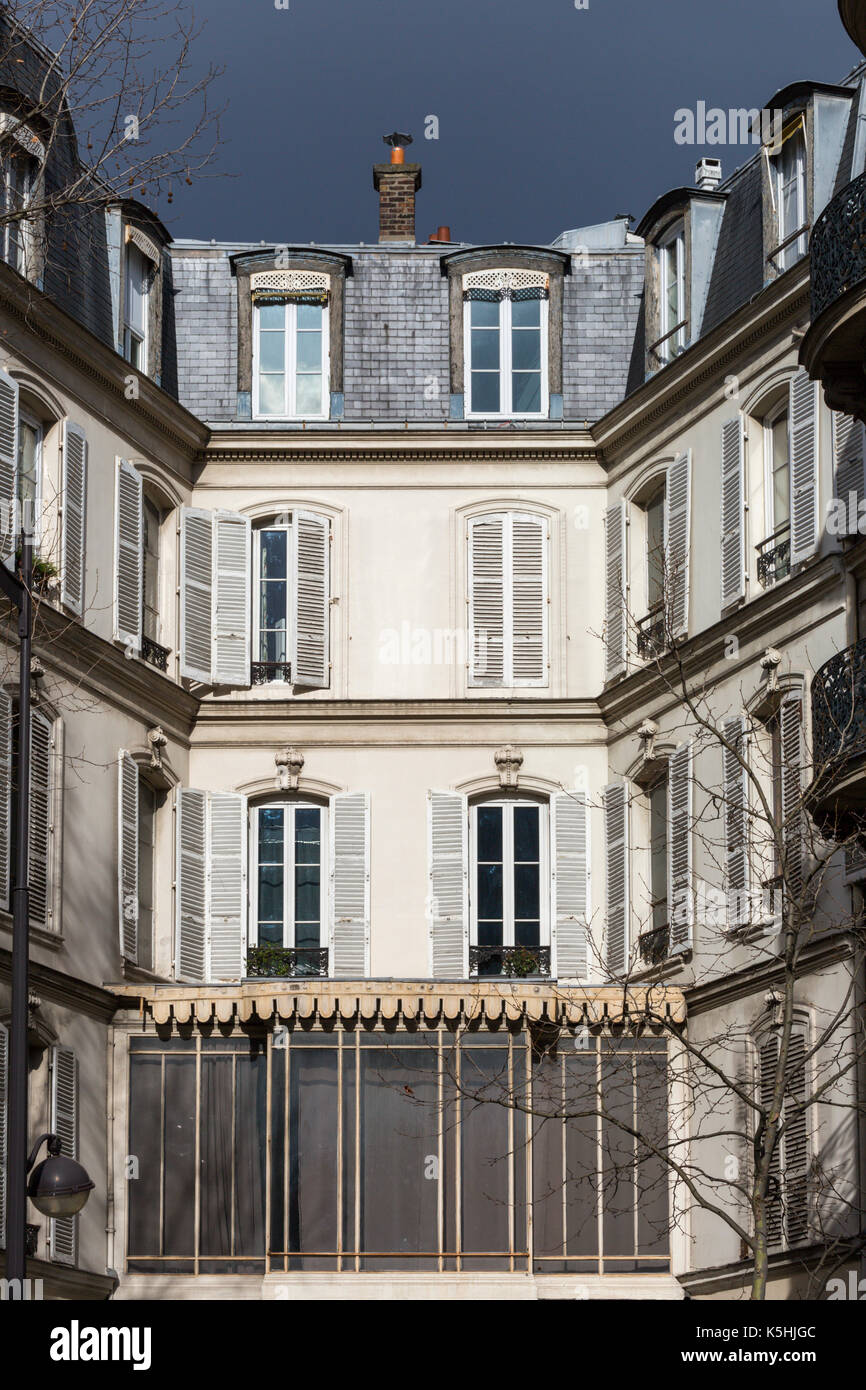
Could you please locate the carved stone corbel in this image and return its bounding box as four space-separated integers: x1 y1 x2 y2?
276 747 305 792
494 745 523 790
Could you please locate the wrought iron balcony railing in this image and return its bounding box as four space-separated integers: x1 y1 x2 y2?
636 606 667 660
469 945 551 979
246 945 329 978
810 171 866 321
811 638 866 774
251 661 292 686
638 926 671 967
756 527 791 589
142 636 171 672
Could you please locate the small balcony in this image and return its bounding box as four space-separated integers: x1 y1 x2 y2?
756 526 791 589
246 945 329 978
469 945 551 979
808 639 866 840
142 636 171 672
251 661 292 686
800 172 866 422
636 605 667 660
638 926 671 968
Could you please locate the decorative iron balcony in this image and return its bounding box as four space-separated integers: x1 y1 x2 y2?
811 638 866 774
142 636 170 672
636 606 666 660
810 171 866 321
638 926 670 967
251 661 292 685
246 945 329 978
756 527 791 589
469 945 551 979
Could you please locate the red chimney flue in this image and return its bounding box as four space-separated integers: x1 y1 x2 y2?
428 226 451 244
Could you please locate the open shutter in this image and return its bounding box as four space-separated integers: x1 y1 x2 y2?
49 1046 78 1265
213 511 251 687
0 368 18 569
551 791 590 980
603 783 629 976
783 1029 809 1245
723 717 750 929
0 689 11 912
665 450 691 638
758 1032 783 1248
0 1021 7 1248
60 421 87 616
29 709 51 930
293 510 330 688
833 412 866 525
118 752 139 963
176 788 208 981
668 742 693 950
789 370 819 566
330 792 370 978
180 508 214 683
208 792 247 981
780 694 805 905
720 417 746 608
511 513 547 686
428 791 468 979
469 514 505 685
604 502 628 680
114 458 143 650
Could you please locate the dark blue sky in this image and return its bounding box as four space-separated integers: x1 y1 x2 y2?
170 0 858 245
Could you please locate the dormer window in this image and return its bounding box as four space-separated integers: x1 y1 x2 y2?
463 270 549 418
123 244 150 370
658 222 686 364
771 126 807 272
0 112 45 279
252 271 330 420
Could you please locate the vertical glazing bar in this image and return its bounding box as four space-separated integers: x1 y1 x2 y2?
194 1034 201 1277
230 1053 237 1258
524 1027 532 1271
437 1026 444 1273
507 1030 515 1271
561 1051 567 1259
159 1055 166 1258
455 1029 462 1272
354 1025 361 1271
283 1029 289 1274
632 1049 639 1263
595 1034 603 1273
337 1026 344 1271
265 1030 272 1274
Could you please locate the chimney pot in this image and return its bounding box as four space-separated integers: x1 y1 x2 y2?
374 135 421 243
695 157 723 192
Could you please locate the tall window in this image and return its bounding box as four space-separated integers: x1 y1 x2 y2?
254 299 328 419
658 223 685 363
123 245 150 371
137 777 156 971
465 289 548 417
759 402 792 587
255 523 291 679
646 483 666 612
470 800 547 975
1 149 36 274
17 412 41 538
142 495 161 644
252 802 326 963
648 777 669 944
775 131 807 272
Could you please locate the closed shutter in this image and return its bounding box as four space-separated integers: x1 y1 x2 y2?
208 792 247 981
668 742 693 950
720 417 746 608
60 421 87 616
180 508 214 683
49 1046 78 1265
293 510 330 687
603 783 629 976
428 791 468 979
723 717 750 928
551 791 590 980
0 1021 7 1248
29 710 52 929
833 412 866 523
511 513 547 685
118 752 139 963
604 502 628 680
783 1030 809 1245
469 514 505 685
789 370 819 567
176 788 208 981
213 511 251 687
114 458 143 650
665 450 691 638
0 369 18 569
0 689 11 912
780 695 804 904
759 1032 783 1248
330 792 370 978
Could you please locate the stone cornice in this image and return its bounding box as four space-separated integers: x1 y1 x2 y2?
0 948 122 1022
203 435 598 464
192 697 604 731
684 932 856 1019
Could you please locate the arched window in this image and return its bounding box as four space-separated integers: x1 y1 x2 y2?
469 796 549 977
249 799 328 973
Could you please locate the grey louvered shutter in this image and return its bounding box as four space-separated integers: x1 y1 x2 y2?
0 689 11 912
665 451 691 638
213 511 251 687
551 791 590 980
0 369 18 569
0 1021 7 1248
604 502 628 681
208 792 247 981
176 788 208 981
783 1029 809 1245
330 792 370 978
118 752 139 963
511 513 547 686
29 710 52 930
603 783 629 976
759 1032 783 1248
428 791 468 979
180 508 214 683
721 418 746 608
60 421 87 616
469 514 505 685
114 458 143 650
293 510 330 688
780 694 804 905
668 742 693 950
723 717 750 928
789 370 819 567
833 412 866 525
49 1046 78 1265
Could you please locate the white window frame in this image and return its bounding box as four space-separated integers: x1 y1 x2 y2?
762 399 791 540
468 798 550 950
1 149 36 275
17 409 42 543
248 800 329 950
774 129 808 271
252 299 330 421
253 520 292 681
123 243 150 372
463 294 549 419
658 222 686 363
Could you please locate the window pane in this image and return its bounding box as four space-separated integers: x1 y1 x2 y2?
513 806 539 861
471 328 500 371
295 373 323 415
261 629 288 663
512 328 541 371
511 298 540 328
297 303 322 331
258 807 284 854
478 919 503 947
512 372 541 413
470 299 500 328
477 806 503 862
515 919 540 947
258 303 285 331
258 865 284 924
646 488 665 610
17 421 39 511
259 374 285 415
260 530 288 579
772 414 790 529
295 808 321 864
294 871 320 927
296 331 322 371
650 781 668 932
259 331 286 373
261 580 288 631
477 863 503 921
514 863 540 920
471 372 500 413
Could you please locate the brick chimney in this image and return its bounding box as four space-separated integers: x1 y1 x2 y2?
374 132 422 243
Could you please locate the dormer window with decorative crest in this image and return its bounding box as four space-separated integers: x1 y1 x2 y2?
0 111 45 279
463 269 549 418
252 270 330 419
